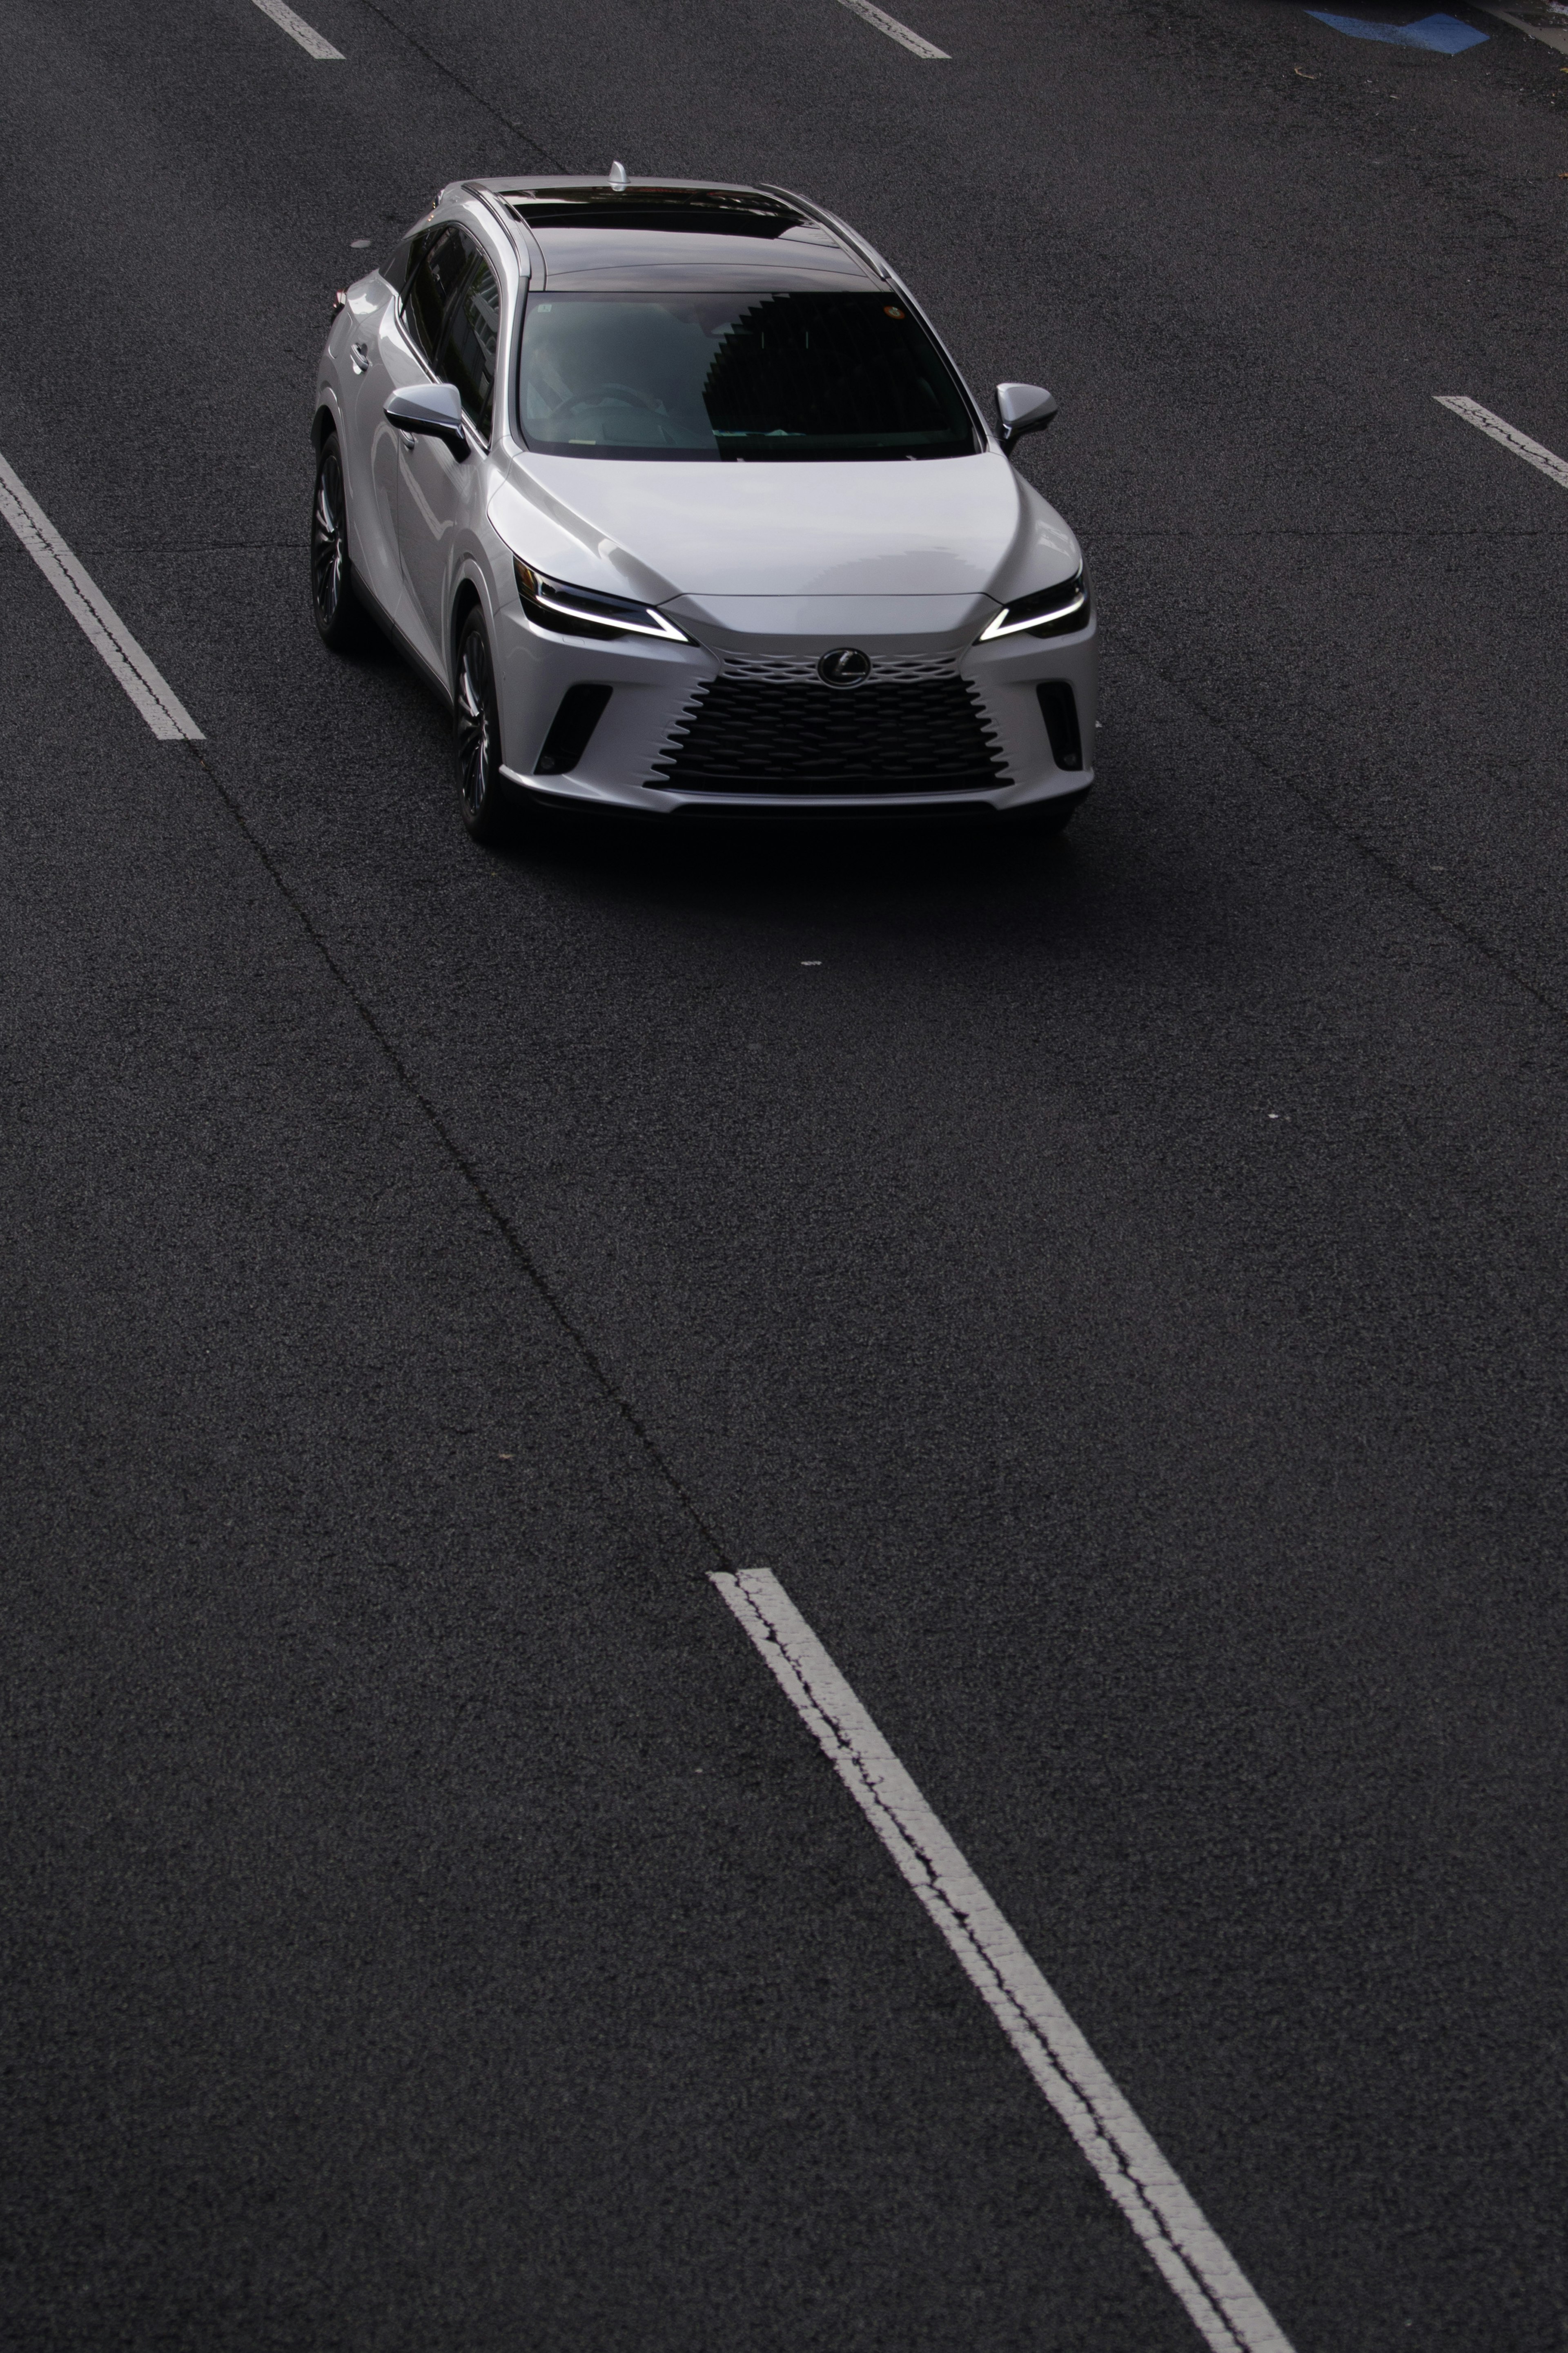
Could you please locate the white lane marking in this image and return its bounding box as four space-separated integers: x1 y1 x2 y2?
1478 4 1568 49
713 1567 1298 2353
1434 395 1568 488
0 452 203 742
835 0 950 57
250 0 344 58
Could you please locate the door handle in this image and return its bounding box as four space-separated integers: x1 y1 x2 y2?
350 341 370 375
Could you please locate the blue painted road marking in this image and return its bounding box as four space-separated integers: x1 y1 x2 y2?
1305 9 1489 46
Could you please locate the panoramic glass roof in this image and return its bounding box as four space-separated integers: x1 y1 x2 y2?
495 185 806 239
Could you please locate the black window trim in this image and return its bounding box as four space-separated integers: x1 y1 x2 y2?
443 243 504 452
395 219 506 453
396 223 461 373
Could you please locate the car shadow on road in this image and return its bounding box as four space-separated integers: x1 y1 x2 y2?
494 798 1104 927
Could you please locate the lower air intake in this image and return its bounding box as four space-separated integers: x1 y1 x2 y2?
650 677 1009 797
537 683 612 776
1037 680 1082 772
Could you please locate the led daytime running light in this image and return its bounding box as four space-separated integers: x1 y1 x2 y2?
978 573 1089 642
514 560 690 642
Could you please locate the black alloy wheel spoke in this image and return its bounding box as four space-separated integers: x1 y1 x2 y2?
458 635 491 814
312 453 344 622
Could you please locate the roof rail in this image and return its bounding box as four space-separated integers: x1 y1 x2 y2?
753 183 890 283
465 182 539 275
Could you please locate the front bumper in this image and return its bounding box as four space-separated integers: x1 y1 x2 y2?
492 588 1098 817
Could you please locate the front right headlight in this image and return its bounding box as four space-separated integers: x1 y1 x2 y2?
977 569 1090 642
514 560 692 644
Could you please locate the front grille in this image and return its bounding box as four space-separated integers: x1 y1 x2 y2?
719 650 960 686
650 676 1009 797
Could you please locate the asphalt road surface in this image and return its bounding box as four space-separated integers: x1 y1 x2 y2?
5 0 1568 2346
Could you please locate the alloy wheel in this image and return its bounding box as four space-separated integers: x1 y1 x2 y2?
311 444 345 627
456 626 494 820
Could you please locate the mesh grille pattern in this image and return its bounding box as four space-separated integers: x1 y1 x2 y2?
719 650 960 685
651 676 1009 797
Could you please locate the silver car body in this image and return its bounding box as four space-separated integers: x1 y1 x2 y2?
314 176 1097 818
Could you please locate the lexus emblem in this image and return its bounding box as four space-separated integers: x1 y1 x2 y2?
817 646 872 688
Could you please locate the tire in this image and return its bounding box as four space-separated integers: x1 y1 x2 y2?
454 607 510 845
310 431 359 650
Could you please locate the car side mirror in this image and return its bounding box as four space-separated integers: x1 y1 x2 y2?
385 381 468 462
995 383 1058 457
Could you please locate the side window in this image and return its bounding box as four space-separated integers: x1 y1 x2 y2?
402 224 469 368
435 252 501 440
382 229 422 297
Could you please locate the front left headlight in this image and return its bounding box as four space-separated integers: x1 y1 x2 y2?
514 560 693 644
977 569 1090 642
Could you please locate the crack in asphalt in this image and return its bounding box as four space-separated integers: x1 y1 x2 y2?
178 736 733 1579
349 0 569 170
1106 620 1568 1031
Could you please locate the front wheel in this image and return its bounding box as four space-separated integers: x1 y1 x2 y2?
454 609 510 845
310 432 359 650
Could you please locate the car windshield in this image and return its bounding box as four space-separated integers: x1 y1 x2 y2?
517 290 978 461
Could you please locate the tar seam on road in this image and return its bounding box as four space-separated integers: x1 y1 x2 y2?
251 0 343 57
714 1568 1298 2353
348 0 567 167
1106 624 1568 1034
1434 395 1568 489
176 734 731 1575
835 0 950 56
0 451 203 742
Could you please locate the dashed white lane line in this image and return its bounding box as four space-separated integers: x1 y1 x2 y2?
0 452 203 742
1435 395 1568 489
713 1567 1298 2353
251 0 344 58
835 0 949 57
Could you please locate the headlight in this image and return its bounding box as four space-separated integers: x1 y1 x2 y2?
514 560 692 643
977 569 1090 642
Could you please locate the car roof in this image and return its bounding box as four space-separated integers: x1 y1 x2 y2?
465 176 883 293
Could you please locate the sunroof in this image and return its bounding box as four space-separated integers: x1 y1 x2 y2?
496 185 805 239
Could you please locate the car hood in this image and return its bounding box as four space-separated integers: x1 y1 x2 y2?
489 449 1079 603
